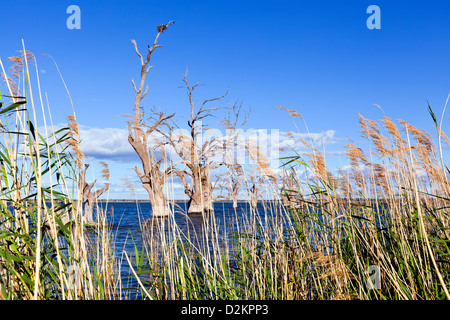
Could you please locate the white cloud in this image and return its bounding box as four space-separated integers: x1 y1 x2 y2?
74 125 342 170
79 126 137 162
278 129 340 152
50 124 342 188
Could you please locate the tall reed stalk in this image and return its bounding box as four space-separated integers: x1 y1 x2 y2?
0 47 120 300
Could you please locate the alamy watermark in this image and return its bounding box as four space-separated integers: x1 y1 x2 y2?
168 122 280 169
66 5 380 31
367 5 381 30
67 264 82 290
366 265 381 290
67 5 81 30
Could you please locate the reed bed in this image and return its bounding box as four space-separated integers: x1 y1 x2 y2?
131 106 450 300
1 47 449 300
0 48 121 299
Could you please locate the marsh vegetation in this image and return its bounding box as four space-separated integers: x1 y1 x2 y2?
1 25 449 300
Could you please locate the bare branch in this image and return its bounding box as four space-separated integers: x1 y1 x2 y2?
141 85 149 100
144 111 175 137
199 89 228 113
131 79 138 93
130 21 174 127
164 160 183 177
93 183 110 198
135 166 145 180
130 39 144 65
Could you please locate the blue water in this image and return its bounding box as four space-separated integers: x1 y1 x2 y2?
95 201 268 252
91 201 281 297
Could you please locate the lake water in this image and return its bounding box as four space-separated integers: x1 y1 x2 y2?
96 201 273 250
87 200 386 298
92 201 284 298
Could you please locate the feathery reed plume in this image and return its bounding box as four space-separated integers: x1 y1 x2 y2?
397 119 432 151
99 161 111 182
343 144 367 167
396 119 445 183
359 114 389 155
309 148 329 181
382 116 405 146
275 106 302 118
358 113 371 140
0 73 20 97
343 144 367 191
8 56 24 79
121 177 135 193
2 52 34 97
245 141 277 183
337 167 353 198
66 115 85 169
9 51 34 77
372 163 389 194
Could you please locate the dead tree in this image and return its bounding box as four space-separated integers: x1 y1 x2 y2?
127 21 176 218
245 138 277 209
79 164 109 225
160 74 228 214
217 163 243 209
217 107 249 209
246 175 265 209
228 164 243 208
64 116 109 225
165 75 226 214
172 154 218 214
158 73 248 214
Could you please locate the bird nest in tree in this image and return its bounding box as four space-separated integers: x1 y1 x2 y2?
157 24 168 33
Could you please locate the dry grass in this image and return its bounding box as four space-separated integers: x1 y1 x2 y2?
1 44 449 301
0 48 121 300
127 105 450 300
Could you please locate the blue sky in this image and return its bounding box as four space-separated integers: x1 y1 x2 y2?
1 0 450 199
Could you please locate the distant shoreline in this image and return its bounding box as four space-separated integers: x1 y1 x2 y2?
3 199 277 204
95 199 273 203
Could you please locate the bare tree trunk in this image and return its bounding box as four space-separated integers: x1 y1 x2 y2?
184 171 214 214
201 170 214 213
183 174 215 214
229 164 242 209
247 176 266 210
128 134 172 218
187 195 214 214
83 198 95 225
134 159 171 217
148 190 170 218
161 74 247 215
163 74 227 215
79 164 109 225
231 183 239 209
249 184 259 209
187 191 204 215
